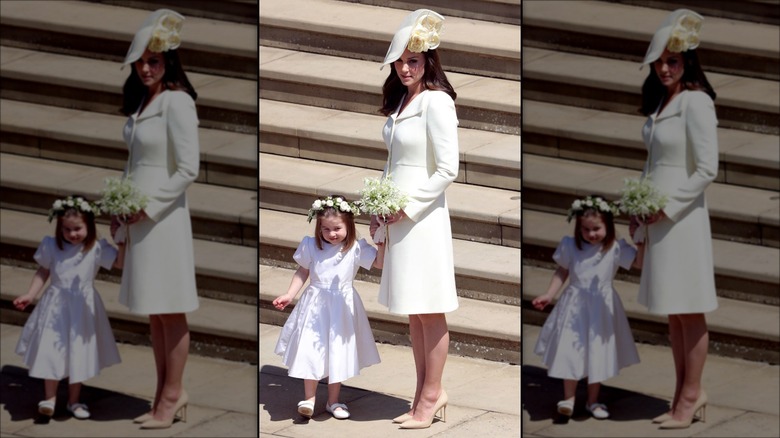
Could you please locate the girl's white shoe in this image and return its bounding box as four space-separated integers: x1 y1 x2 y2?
297 400 314 418
326 402 350 419
38 400 55 416
556 400 574 416
586 403 609 419
67 403 90 419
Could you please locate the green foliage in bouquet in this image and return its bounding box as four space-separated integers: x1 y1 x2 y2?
618 178 668 218
97 177 148 218
358 176 408 218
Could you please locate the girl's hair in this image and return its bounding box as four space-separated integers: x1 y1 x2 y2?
121 49 198 116
380 49 457 116
313 194 357 252
573 208 616 252
640 49 716 116
55 209 97 252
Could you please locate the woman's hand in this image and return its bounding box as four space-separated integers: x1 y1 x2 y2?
382 210 407 225
644 210 667 225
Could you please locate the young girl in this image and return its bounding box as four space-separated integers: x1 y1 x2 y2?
14 195 125 420
532 195 643 420
273 195 384 420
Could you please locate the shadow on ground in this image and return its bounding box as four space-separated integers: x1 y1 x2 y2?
260 364 411 423
522 365 670 423
1 364 151 423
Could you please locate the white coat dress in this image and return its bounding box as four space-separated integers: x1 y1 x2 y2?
378 89 459 315
119 90 200 315
638 90 719 315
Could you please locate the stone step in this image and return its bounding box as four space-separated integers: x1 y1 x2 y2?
523 209 780 306
95 0 259 24
259 208 521 306
522 264 780 363
523 99 779 191
0 46 256 134
259 152 520 248
259 99 520 191
523 0 780 81
259 264 520 363
0 0 257 79
0 99 256 190
523 47 780 135
522 154 780 249
259 46 520 135
260 0 520 80
344 0 521 25
1 209 257 305
612 0 780 26
0 264 256 362
0 153 257 248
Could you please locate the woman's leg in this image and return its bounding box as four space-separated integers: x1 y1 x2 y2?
407 314 426 415
668 315 686 413
410 313 449 421
672 313 708 421
149 315 167 414
151 313 190 421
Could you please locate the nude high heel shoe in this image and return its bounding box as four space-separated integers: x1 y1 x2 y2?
392 413 413 423
399 390 447 429
659 391 707 429
133 412 153 423
140 390 188 429
652 412 672 423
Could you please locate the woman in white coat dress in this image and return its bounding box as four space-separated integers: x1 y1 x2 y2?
632 9 718 429
114 9 198 429
370 9 458 429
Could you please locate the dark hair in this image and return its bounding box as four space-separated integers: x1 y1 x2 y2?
640 49 716 116
55 208 97 253
313 194 357 252
121 49 197 116
380 49 457 116
573 208 616 252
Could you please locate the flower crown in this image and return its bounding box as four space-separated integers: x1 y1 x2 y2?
408 12 443 53
47 195 96 223
667 12 702 53
307 196 361 223
148 12 183 53
566 195 618 223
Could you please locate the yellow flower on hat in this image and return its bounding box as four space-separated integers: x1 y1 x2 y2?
406 12 443 53
408 32 426 53
666 12 702 53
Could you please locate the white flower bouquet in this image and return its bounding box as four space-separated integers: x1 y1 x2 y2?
358 176 408 243
618 178 668 243
97 177 148 243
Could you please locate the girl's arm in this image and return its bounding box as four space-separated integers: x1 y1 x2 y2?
13 267 50 311
272 266 310 310
632 242 645 269
531 266 569 311
373 242 385 269
113 242 126 269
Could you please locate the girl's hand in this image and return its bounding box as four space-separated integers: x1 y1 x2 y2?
272 294 292 310
383 210 407 225
644 210 666 225
532 295 552 311
13 294 33 311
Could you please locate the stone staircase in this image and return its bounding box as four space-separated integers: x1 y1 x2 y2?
259 0 522 363
0 1 258 362
522 0 780 363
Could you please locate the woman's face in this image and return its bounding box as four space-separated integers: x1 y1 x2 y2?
653 49 685 93
393 49 425 92
320 214 348 245
134 49 166 91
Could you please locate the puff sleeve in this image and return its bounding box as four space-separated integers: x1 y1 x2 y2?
96 239 118 271
616 239 638 271
293 236 314 269
144 91 200 222
403 91 459 222
33 236 55 269
663 91 719 222
552 236 573 269
355 239 378 271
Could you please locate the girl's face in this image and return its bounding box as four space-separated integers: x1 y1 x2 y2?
61 214 88 245
134 49 166 92
653 49 685 94
393 49 425 93
580 214 607 245
320 214 348 245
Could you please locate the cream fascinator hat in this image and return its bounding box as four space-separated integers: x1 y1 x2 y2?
642 9 703 66
123 9 185 67
381 9 444 70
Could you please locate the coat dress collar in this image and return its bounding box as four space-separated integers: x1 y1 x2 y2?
393 89 429 121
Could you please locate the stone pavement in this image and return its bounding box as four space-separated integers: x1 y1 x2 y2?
260 323 521 437
522 324 780 437
0 323 256 437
